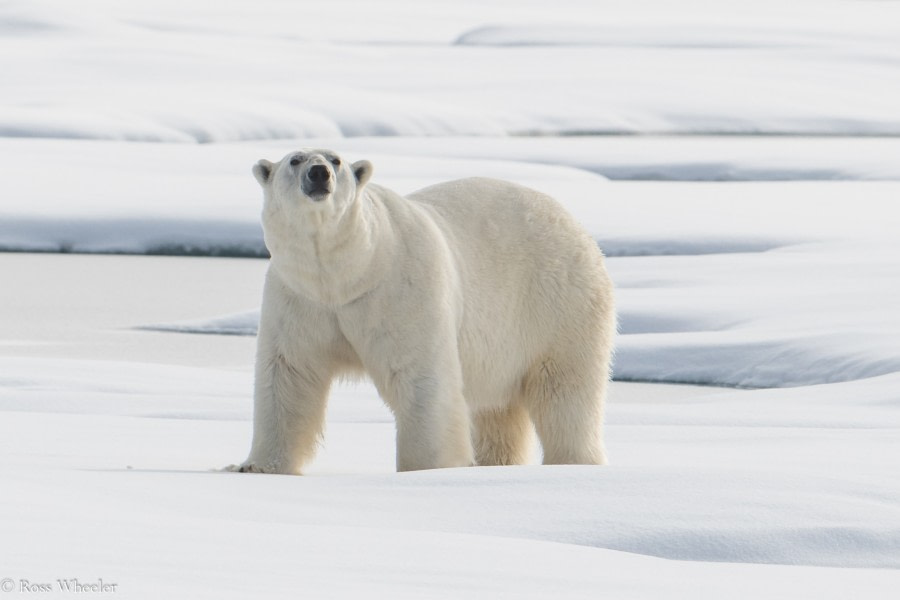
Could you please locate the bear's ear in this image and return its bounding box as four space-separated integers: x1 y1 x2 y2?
252 159 275 187
352 160 373 188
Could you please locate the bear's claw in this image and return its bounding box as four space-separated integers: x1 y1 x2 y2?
222 463 267 473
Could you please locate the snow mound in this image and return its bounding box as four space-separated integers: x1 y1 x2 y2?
140 310 260 336
612 241 900 387
344 136 900 182
454 24 836 48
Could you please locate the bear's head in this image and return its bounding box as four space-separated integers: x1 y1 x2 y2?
252 149 373 232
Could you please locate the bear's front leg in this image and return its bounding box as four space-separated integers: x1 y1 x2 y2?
226 276 339 475
225 350 332 475
386 363 474 472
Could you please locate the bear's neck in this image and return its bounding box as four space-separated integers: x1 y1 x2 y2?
270 190 395 307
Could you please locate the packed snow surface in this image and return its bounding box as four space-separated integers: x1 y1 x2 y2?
2 246 897 598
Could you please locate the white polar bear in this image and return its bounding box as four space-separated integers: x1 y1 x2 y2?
226 149 615 474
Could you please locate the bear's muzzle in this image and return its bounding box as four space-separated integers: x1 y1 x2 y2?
302 164 333 200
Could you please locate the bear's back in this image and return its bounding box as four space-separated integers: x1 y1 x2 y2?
407 177 594 260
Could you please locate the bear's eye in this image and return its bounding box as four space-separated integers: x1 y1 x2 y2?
331 158 341 167
290 157 301 166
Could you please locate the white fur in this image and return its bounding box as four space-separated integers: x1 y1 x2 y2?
225 149 615 474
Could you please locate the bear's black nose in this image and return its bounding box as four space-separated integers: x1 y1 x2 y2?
307 165 330 184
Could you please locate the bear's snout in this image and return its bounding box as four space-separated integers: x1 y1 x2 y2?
302 164 333 199
308 164 330 183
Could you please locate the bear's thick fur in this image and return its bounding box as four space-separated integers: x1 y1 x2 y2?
226 149 615 474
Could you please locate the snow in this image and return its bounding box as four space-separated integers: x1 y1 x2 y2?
3 252 899 598
4 0 900 140
331 136 900 182
3 0 900 597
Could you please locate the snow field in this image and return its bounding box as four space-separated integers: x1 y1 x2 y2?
3 0 900 596
2 256 898 597
4 0 900 141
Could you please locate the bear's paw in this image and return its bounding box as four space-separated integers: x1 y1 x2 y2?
221 462 289 474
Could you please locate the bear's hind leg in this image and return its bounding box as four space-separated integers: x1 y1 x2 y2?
472 402 534 466
524 358 608 466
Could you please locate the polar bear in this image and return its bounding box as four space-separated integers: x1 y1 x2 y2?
226 149 615 474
